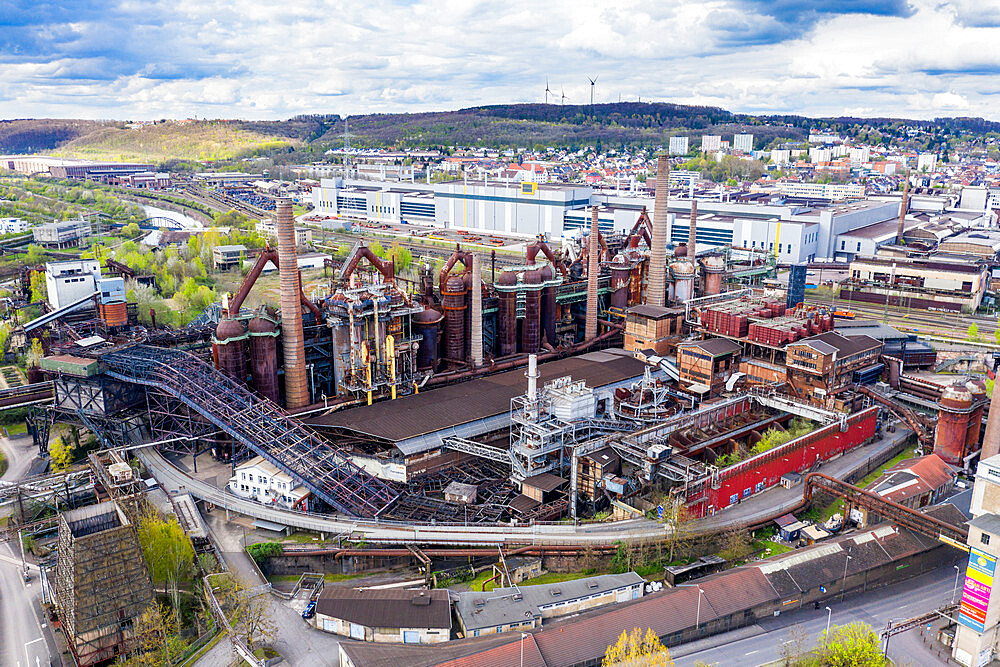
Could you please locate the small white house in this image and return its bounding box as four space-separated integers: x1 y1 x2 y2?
228 456 310 510
0 217 29 234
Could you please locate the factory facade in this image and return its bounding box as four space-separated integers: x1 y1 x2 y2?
311 178 916 261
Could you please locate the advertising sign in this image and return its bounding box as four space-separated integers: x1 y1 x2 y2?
958 547 997 633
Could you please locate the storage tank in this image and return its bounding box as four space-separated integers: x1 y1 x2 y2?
496 271 518 356
213 318 247 384
935 383 974 465
99 302 129 327
441 274 468 363
412 306 444 370
673 243 688 258
539 264 558 346
522 269 543 354
248 314 280 404
702 256 725 296
967 379 987 455
670 260 695 304
609 256 630 311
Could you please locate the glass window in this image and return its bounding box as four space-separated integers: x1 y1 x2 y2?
983 533 991 545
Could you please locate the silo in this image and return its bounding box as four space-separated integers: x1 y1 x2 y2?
441 274 468 363
539 264 557 346
609 256 631 310
703 256 725 296
670 260 696 304
213 318 247 384
496 271 518 356
522 268 543 354
412 307 444 370
966 379 987 455
934 383 973 465
248 313 280 404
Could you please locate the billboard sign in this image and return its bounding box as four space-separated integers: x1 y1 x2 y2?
958 547 996 633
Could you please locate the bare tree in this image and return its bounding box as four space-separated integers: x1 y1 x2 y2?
220 576 277 651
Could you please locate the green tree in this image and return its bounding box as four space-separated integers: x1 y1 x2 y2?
969 324 980 342
122 222 142 239
819 622 886 667
137 510 195 621
49 436 74 472
603 627 673 667
25 244 45 265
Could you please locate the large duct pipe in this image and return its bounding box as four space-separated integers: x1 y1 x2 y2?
688 199 698 256
470 253 483 367
275 198 309 408
585 205 600 340
981 378 1000 460
527 353 538 402
648 155 669 307
895 179 909 244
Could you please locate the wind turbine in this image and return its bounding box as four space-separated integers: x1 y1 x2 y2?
561 86 568 105
588 75 599 106
545 77 552 104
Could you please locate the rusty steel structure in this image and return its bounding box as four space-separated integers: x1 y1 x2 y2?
802 472 968 543
275 198 310 408
248 311 280 404
648 155 670 307
688 199 698 255
470 253 484 366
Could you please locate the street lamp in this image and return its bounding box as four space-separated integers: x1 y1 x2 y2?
520 632 529 667
825 606 833 636
953 564 963 604
840 548 853 602
678 584 706 631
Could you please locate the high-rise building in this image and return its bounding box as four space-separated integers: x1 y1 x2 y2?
669 136 689 155
733 134 754 153
701 135 721 152
918 153 938 172
849 147 871 164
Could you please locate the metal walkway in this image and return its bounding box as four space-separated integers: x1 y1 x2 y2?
102 345 399 517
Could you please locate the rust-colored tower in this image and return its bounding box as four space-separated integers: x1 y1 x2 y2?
687 199 698 256
647 155 669 307
895 179 909 244
275 198 309 408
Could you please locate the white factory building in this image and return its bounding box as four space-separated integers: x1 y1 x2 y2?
44 259 102 309
311 178 978 262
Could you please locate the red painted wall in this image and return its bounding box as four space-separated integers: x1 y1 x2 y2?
684 408 879 517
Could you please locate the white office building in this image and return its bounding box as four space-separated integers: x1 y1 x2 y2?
668 136 689 155
701 135 722 152
770 150 791 165
0 217 29 234
918 153 938 173
228 456 311 511
809 147 833 164
733 134 754 153
775 182 865 201
849 147 871 165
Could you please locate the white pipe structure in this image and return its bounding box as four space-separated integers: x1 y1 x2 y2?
526 354 538 402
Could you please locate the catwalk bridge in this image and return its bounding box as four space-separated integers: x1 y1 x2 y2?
101 345 399 518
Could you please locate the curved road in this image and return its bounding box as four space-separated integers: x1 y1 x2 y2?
137 425 911 547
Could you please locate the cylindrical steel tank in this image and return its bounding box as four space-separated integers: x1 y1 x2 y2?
673 243 688 258
412 307 444 370
935 383 973 465
702 256 725 296
609 257 630 311
539 264 557 346
441 274 468 363
213 317 247 384
967 379 987 455
99 302 128 327
497 271 518 356
670 260 695 304
248 314 280 404
521 269 543 354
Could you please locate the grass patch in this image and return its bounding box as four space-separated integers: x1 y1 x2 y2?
4 422 27 436
0 449 6 478
283 531 325 544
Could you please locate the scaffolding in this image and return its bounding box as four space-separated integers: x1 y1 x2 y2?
101 345 399 518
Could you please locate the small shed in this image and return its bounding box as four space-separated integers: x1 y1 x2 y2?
800 523 831 546
774 513 808 542
443 481 478 505
521 473 566 503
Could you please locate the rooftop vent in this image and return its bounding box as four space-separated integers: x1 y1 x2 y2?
550 587 562 597
474 598 485 608
513 594 523 601
588 581 599 589
411 592 431 606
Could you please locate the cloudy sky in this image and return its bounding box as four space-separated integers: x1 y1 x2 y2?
3 0 1000 121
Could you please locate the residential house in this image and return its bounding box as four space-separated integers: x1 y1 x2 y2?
228 456 310 510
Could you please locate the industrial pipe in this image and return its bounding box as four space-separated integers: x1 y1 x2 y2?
338 242 396 285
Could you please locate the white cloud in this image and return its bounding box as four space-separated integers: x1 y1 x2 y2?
1 0 999 121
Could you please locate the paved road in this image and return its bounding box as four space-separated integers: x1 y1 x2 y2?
0 541 55 667
140 423 913 547
674 564 959 667
1 433 39 483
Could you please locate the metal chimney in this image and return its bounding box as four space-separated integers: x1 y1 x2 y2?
275 198 309 408
470 253 483 367
647 155 670 307
585 205 600 340
895 179 909 244
688 199 698 257
981 381 1000 460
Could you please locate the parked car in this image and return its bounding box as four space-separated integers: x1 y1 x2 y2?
302 600 316 619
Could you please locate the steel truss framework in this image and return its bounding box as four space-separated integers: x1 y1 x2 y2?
102 345 399 517
145 390 219 457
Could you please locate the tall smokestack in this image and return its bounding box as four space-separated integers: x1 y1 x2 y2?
895 178 909 244
585 205 600 340
647 155 669 307
275 198 309 408
981 380 1000 460
470 253 483 367
688 199 698 257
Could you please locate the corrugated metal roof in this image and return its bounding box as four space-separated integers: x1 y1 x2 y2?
316 588 451 630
